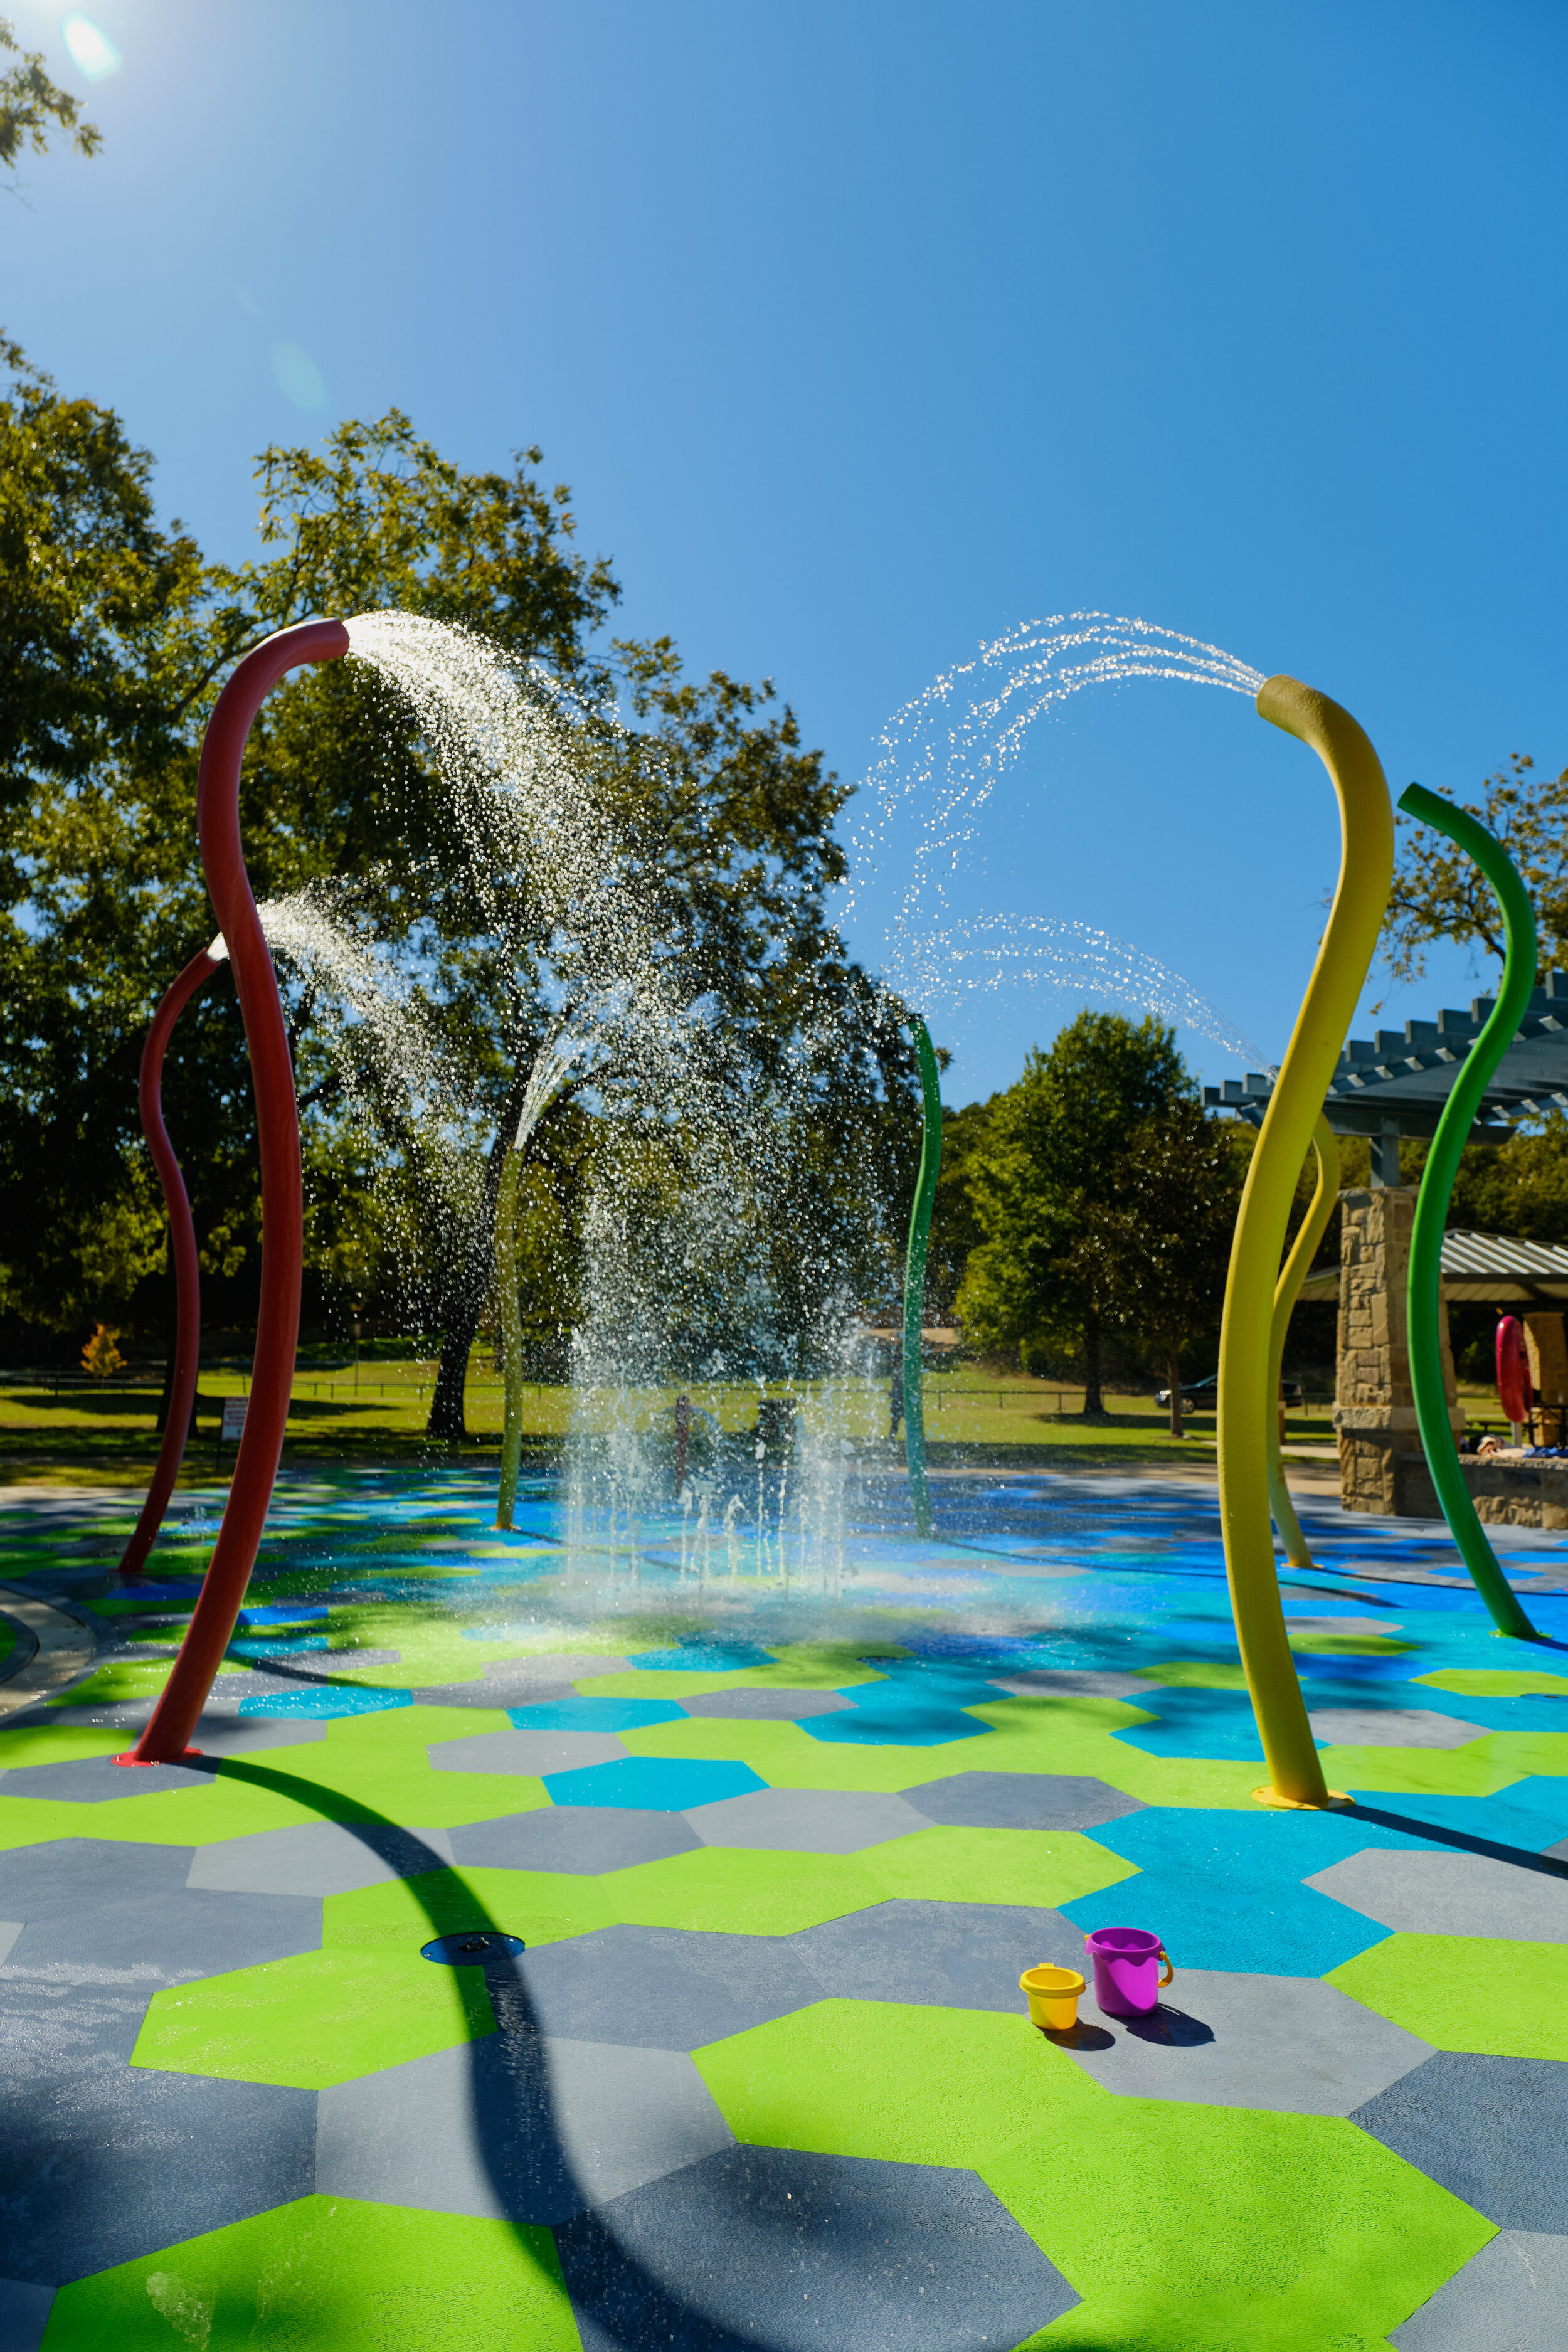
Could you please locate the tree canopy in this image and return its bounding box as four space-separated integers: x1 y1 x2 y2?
956 1012 1224 1415
1 16 100 174
1380 752 1568 988
0 343 914 1413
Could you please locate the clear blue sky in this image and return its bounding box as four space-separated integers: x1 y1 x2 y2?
9 0 1567 1103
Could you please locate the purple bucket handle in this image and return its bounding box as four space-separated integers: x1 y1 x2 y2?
1084 1926 1174 2017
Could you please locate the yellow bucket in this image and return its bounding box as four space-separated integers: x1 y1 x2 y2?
1020 1964 1084 2032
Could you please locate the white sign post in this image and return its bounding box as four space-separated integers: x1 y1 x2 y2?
217 1395 247 1468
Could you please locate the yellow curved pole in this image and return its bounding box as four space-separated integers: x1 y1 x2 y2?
1218 679 1393 1807
1266 1115 1341 1569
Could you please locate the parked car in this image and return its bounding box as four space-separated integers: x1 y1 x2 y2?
1155 1374 1217 1412
1153 1374 1303 1412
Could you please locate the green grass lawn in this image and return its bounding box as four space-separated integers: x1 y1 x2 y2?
0 1353 1345 1488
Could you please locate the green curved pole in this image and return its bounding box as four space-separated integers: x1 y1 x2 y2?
495 1145 524 1532
1401 783 1539 1638
903 1015 941 1537
1266 1115 1340 1570
1222 678 1394 1809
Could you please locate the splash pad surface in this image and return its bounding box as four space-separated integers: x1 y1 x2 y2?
3 1470 1567 2348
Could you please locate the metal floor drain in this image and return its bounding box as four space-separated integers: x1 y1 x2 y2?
421 1931 525 1964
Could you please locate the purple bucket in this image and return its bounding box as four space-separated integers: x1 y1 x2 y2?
1085 1926 1173 2017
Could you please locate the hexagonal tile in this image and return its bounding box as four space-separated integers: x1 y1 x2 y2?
0 2280 52 2351
520 1924 817 2051
793 1897 1091 2010
428 1727 628 1776
554 2144 1079 2351
1065 1806 1420 1976
0 1957 314 2287
1353 2052 1568 2230
41 2195 580 2350
797 1663 1001 1748
1305 1848 1568 1941
132 1945 492 2089
544 1757 765 1812
866 1823 1138 1910
684 1788 930 1853
1327 1933 1568 2060
696 1999 1078 2172
322 1858 617 1956
0 1840 320 1978
1306 1709 1490 1749
0 1756 219 1803
986 2089 1491 2349
317 2032 733 2220
898 1770 1144 1831
186 1821 455 1895
1108 1687 1264 1759
1056 1966 1433 2113
506 1697 687 1731
680 1688 854 1720
988 1669 1156 1702
1389 2228 1568 2349
448 1806 699 1874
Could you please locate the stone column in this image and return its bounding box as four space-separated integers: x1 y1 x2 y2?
1334 1185 1459 1517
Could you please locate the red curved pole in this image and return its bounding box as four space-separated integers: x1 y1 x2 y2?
115 949 222 1581
122 619 348 1764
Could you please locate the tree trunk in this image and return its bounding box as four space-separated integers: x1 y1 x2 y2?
1081 1313 1106 1420
1168 1345 1184 1439
425 1073 536 1443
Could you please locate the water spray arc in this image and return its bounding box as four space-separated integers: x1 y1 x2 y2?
901 1015 942 1537
124 620 349 1766
114 947 223 1581
1219 678 1394 1810
1264 1115 1340 1572
1401 784 1539 1640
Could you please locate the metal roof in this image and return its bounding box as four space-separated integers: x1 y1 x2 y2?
1204 970 1568 1142
1298 1229 1568 1306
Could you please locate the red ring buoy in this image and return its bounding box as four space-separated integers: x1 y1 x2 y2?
1496 1315 1530 1426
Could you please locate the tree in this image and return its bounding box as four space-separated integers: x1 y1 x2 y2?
0 349 913 1425
1 16 100 174
921 1094 993 1321
958 1012 1191 1416
1380 753 1568 988
1073 1100 1244 1435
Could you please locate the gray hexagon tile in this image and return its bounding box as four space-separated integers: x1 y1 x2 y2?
186 1820 455 1896
553 2144 1080 2352
1353 2053 1568 2232
414 1654 634 1709
428 1727 627 1776
1306 1708 1488 1750
0 1841 320 1978
20 1705 329 1751
1305 1849 1568 1941
450 1806 698 1873
1285 1617 1404 1639
0 2279 54 2352
1054 1968 1433 2113
0 2277 54 2352
519 1925 817 2052
679 1688 855 1721
897 1770 1145 1831
317 2032 732 2222
0 1756 219 1803
1389 2228 1568 2349
684 1788 931 1853
0 1979 315 2288
793 1898 1090 2010
988 1668 1158 1702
